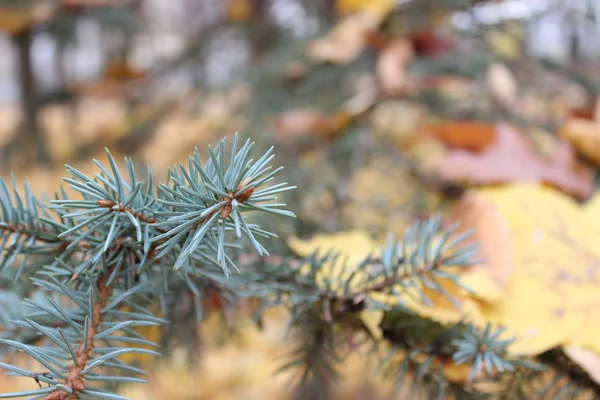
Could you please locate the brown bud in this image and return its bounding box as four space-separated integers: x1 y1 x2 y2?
97 199 115 208
235 187 254 203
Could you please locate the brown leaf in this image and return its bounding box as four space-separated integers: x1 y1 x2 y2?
104 59 149 81
376 37 415 95
567 96 600 121
564 346 600 385
558 118 600 167
450 190 513 303
269 110 352 147
436 123 594 200
425 121 496 152
409 28 453 56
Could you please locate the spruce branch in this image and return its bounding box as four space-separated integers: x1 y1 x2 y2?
0 134 296 399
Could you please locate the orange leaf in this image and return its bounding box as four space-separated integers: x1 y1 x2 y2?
435 124 594 200
558 118 600 167
425 121 496 152
450 191 514 303
566 96 600 121
104 59 148 81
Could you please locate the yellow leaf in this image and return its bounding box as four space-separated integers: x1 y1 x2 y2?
469 184 600 356
336 0 395 17
360 310 383 340
288 230 379 267
484 23 523 59
288 231 385 339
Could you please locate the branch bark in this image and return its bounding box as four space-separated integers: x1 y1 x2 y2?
44 272 114 400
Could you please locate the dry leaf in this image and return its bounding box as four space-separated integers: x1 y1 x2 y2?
270 109 352 146
484 23 523 59
104 59 149 81
306 11 382 64
450 191 513 303
288 230 379 268
287 231 385 341
487 63 517 106
425 120 496 152
376 37 415 95
564 346 600 385
464 184 600 355
336 0 395 16
566 96 600 121
558 118 600 167
409 28 453 56
436 123 594 200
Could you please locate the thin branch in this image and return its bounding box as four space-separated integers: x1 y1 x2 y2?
43 272 115 400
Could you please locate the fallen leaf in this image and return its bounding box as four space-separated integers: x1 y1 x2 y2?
104 58 149 81
306 11 383 64
269 109 352 146
376 37 415 95
558 118 600 167
450 191 513 303
436 123 594 201
288 230 379 268
484 23 523 59
335 0 395 16
288 231 386 341
487 62 518 106
573 96 600 121
425 121 496 152
409 28 453 56
465 184 600 355
564 346 600 385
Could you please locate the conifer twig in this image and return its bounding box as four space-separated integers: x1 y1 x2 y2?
44 270 115 400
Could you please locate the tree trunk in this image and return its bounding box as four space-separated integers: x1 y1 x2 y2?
15 29 51 165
